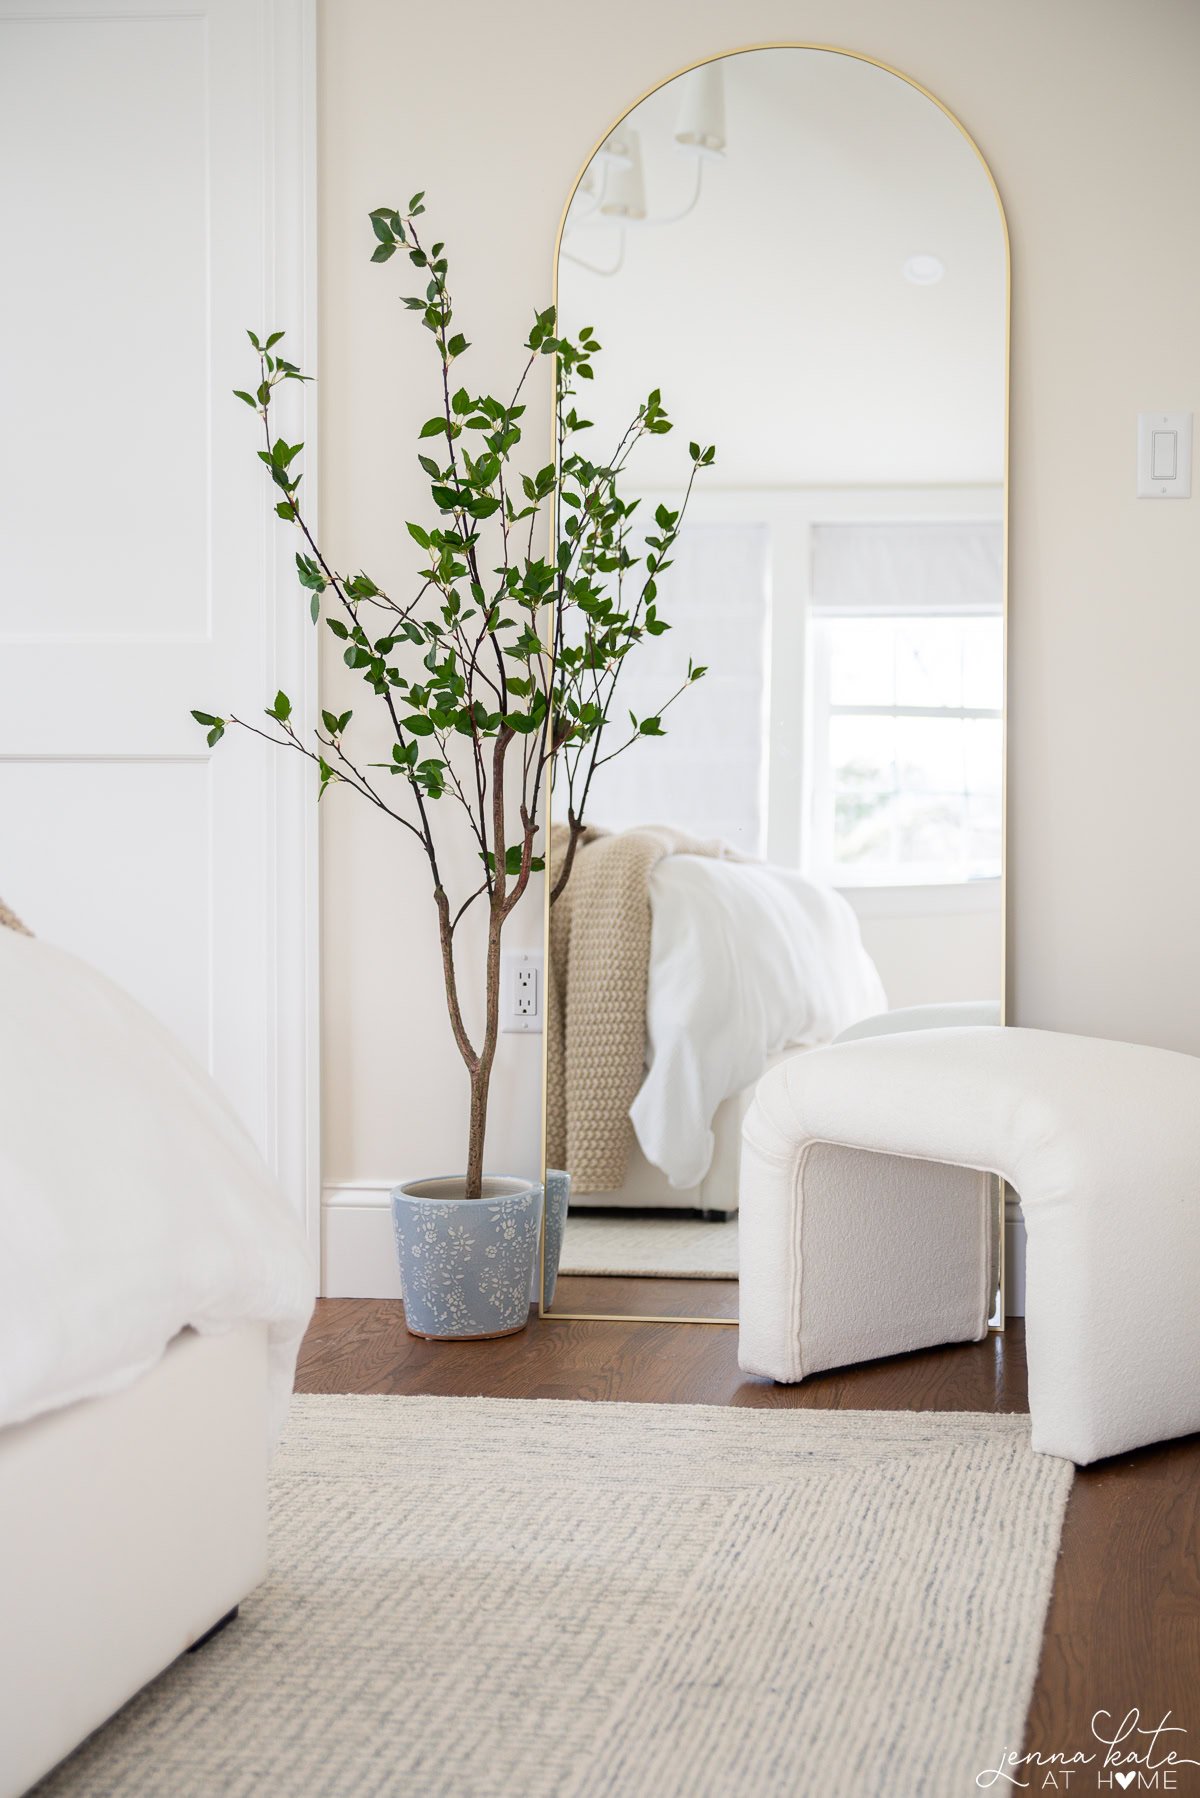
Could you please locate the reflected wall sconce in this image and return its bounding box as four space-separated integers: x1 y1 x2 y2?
563 65 726 276
674 61 727 158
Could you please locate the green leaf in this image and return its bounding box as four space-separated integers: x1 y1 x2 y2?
370 215 394 244
295 553 325 593
327 618 349 640
371 242 397 263
310 592 320 624
345 572 380 601
419 417 448 439
233 390 258 408
269 690 292 723
191 710 220 728
402 716 436 737
407 522 431 548
206 725 224 748
638 716 665 736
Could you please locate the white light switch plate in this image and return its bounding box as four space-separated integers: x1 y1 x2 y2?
501 948 543 1033
1137 411 1192 498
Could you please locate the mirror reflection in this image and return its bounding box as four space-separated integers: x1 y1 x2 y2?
545 48 1006 1321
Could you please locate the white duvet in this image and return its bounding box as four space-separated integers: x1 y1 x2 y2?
0 930 316 1442
629 857 887 1188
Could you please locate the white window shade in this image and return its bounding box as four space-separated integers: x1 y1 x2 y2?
811 521 1003 616
581 521 769 856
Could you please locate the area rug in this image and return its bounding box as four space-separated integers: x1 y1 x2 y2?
561 1210 739 1278
38 1396 1072 1798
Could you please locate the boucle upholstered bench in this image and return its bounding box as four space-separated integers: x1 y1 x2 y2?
738 1025 1200 1464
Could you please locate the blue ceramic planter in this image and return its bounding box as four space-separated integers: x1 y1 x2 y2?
390 1175 542 1340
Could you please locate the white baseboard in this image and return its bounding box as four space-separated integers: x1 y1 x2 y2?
321 1182 401 1299
323 1180 1030 1317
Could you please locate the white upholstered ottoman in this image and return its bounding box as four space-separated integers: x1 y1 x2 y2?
739 1025 1200 1463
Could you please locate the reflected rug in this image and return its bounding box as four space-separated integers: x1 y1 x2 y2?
561 1210 739 1279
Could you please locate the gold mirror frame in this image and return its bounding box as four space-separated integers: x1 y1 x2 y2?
538 42 1011 1327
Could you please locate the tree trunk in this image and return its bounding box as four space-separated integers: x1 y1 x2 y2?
463 896 505 1200
464 1058 490 1202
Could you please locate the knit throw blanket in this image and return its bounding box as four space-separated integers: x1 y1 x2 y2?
0 896 31 936
547 823 742 1194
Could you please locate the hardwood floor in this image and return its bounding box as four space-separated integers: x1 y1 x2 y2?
548 1272 739 1320
297 1295 1200 1772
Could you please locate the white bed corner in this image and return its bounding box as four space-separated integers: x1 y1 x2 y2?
0 925 316 1795
0 1323 269 1798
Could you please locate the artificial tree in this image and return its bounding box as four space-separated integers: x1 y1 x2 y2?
194 194 713 1199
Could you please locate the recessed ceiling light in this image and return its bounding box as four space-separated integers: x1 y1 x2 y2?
904 254 945 286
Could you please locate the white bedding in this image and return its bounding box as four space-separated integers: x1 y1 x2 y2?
0 931 316 1443
629 857 887 1188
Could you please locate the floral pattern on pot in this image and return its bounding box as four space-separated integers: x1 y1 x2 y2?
391 1176 542 1339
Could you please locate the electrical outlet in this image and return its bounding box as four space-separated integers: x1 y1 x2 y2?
501 949 543 1033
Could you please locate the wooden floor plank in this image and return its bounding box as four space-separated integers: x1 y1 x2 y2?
549 1272 739 1320
296 1296 1200 1766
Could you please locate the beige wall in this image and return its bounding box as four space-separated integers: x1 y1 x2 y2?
318 0 1200 1191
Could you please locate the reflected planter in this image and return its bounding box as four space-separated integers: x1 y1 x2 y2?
542 1168 571 1309
390 1174 542 1341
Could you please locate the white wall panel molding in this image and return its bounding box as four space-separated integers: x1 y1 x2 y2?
0 0 319 1241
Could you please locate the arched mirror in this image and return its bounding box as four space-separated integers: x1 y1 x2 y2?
542 47 1007 1324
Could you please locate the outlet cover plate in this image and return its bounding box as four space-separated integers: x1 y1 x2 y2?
500 948 543 1033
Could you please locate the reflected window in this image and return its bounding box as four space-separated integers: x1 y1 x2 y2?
808 611 1003 886
805 519 1003 888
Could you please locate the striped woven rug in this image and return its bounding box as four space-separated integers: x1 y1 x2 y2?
39 1394 1072 1797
